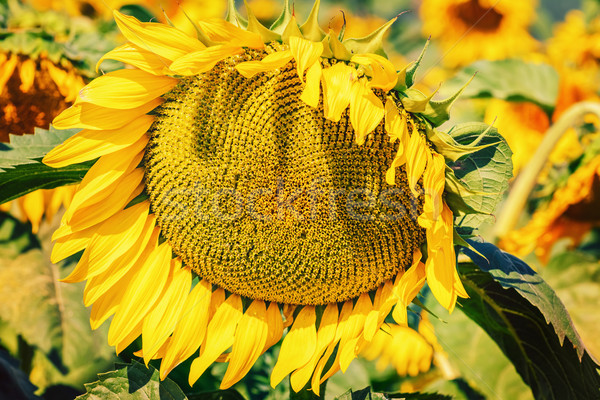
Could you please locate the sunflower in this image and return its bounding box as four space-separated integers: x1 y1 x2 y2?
501 155 600 263
43 1 493 393
420 0 538 67
0 2 117 232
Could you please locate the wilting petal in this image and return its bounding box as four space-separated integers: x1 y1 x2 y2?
300 62 322 108
289 36 323 82
321 63 357 122
170 45 243 75
351 53 397 91
349 79 384 145
235 50 293 78
197 18 264 49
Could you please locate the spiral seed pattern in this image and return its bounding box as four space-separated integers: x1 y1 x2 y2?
144 48 426 305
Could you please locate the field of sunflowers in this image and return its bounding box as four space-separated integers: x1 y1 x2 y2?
1 0 600 398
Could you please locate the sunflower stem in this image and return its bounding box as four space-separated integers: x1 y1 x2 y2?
493 101 600 240
289 377 327 400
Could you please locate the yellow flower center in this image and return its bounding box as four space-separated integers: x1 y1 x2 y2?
451 0 503 31
144 50 425 305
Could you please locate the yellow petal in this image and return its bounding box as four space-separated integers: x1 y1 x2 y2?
113 9 205 61
349 79 384 145
321 62 357 122
0 54 17 93
89 274 130 330
58 137 146 230
337 293 373 372
160 279 212 379
221 300 269 389
18 58 36 92
108 242 172 346
270 306 317 388
77 69 178 110
18 190 44 234
142 261 192 365
197 18 264 49
51 225 95 263
384 98 409 143
351 53 397 91
43 115 153 168
261 302 284 354
290 303 338 392
169 45 244 75
97 43 172 75
84 217 159 305
115 320 143 355
289 36 323 82
189 294 243 386
61 201 150 283
52 98 162 130
300 61 322 108
67 167 144 233
405 130 429 197
235 50 293 79
392 250 426 325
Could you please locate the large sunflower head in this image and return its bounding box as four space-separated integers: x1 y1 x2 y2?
43 0 499 393
420 0 538 67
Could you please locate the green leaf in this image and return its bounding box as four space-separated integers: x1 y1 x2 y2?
541 251 600 361
77 361 187 400
446 123 513 231
334 387 452 400
0 349 41 400
443 59 559 111
424 293 533 400
0 127 80 171
0 125 92 204
461 241 600 400
0 214 115 392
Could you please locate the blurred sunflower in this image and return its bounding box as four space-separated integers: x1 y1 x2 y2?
420 0 538 67
0 1 116 232
501 155 600 263
43 0 496 393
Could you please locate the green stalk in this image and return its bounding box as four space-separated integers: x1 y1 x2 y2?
493 101 600 240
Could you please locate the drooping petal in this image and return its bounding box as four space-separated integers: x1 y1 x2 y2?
289 36 323 82
160 279 213 379
84 218 159 305
392 250 426 325
300 62 322 108
113 10 205 61
97 43 172 75
235 50 293 78
43 115 154 168
77 69 178 110
107 242 172 346
220 300 269 389
188 294 244 386
337 293 373 372
321 62 357 122
18 58 36 92
351 53 397 91
270 306 317 388
169 45 244 75
405 130 429 197
290 303 338 392
197 18 264 49
349 79 384 145
0 54 18 93
61 202 150 283
52 98 163 130
261 302 284 354
142 261 192 365
51 225 95 263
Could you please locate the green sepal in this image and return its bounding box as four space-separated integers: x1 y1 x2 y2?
244 0 281 42
326 30 352 60
342 16 396 57
393 62 411 91
411 297 445 323
453 229 486 260
427 124 500 162
280 15 303 43
179 7 215 46
422 73 476 126
300 0 326 42
320 35 333 58
226 0 248 28
405 38 429 88
269 0 293 34
400 86 439 113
